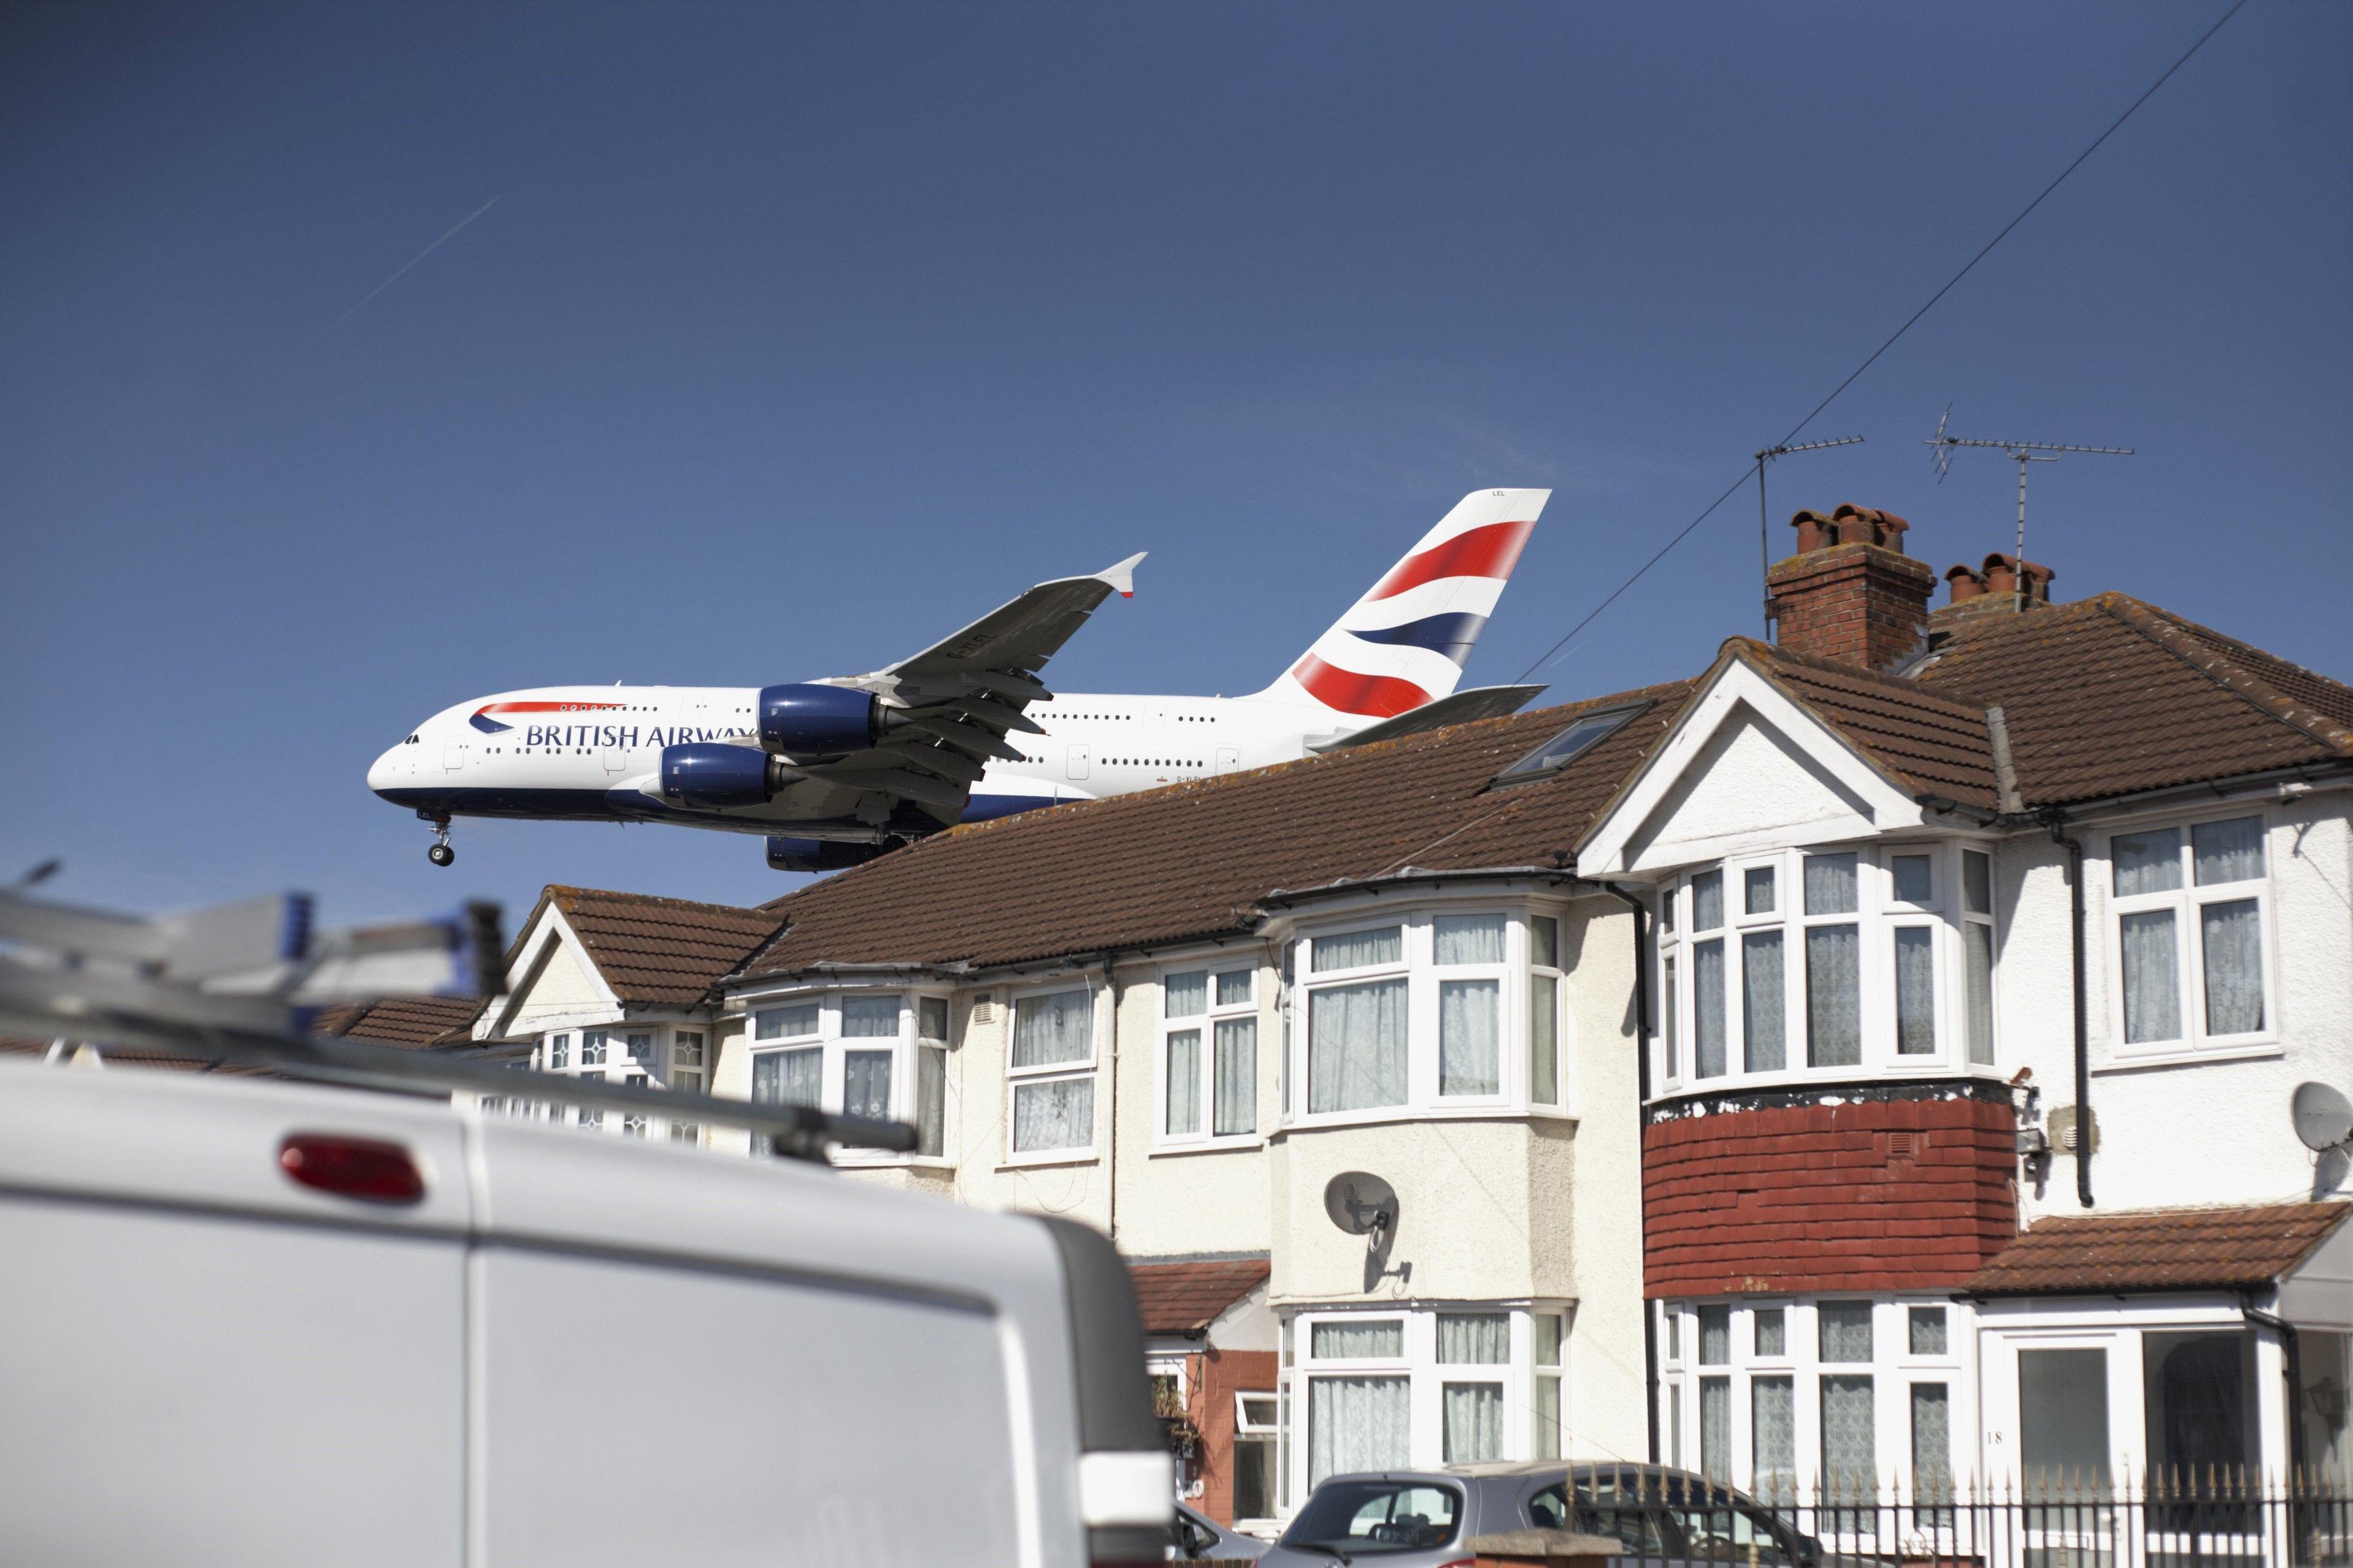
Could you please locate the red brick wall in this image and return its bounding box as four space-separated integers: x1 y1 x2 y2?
1645 1093 2017 1298
1767 542 1937 671
1188 1346 1277 1527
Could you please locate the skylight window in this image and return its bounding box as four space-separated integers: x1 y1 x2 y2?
1493 702 1651 784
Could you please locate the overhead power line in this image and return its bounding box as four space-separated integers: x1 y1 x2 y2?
1515 0 2249 683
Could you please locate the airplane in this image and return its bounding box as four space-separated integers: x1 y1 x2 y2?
368 488 1550 871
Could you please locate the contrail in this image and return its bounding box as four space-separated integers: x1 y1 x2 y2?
316 196 499 340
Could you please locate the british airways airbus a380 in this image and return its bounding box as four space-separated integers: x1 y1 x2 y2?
369 488 1549 871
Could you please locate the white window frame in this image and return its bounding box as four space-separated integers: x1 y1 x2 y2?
1654 1296 1974 1501
1653 843 2003 1094
2101 809 2278 1064
1232 1389 1281 1528
1284 904 1574 1130
1004 980 1101 1164
743 988 957 1165
1156 962 1262 1150
1287 1304 1569 1502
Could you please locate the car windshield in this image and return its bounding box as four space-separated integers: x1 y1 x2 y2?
1282 1479 1461 1555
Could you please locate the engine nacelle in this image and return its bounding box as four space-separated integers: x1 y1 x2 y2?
661 744 800 808
764 836 895 874
758 683 898 758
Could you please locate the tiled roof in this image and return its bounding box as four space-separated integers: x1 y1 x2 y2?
740 683 1696 975
310 995 482 1048
1964 1202 2350 1296
0 1036 251 1074
544 886 784 1006
1746 640 1999 809
1917 594 2353 808
1128 1257 1271 1336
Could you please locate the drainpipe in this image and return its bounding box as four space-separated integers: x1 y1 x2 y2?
1100 952 1122 1248
2241 1297 2305 1480
2039 809 2094 1208
1599 881 1660 1464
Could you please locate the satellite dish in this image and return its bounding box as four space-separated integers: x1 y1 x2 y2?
1324 1172 1398 1240
2292 1083 2353 1153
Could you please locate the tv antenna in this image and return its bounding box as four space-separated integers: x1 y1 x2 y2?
1754 435 1865 634
1927 407 2132 610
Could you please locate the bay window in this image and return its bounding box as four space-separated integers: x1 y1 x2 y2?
1008 985 1097 1157
1291 906 1572 1124
2107 814 2272 1055
1656 844 1999 1089
1295 1305 1571 1495
746 990 955 1161
1160 962 1259 1146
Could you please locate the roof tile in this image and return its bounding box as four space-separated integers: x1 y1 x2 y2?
1963 1202 2349 1295
1128 1257 1271 1335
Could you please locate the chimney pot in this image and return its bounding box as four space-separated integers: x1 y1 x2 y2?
1945 563 1985 604
2020 560 2055 603
1831 504 1877 547
1982 553 2019 596
1790 509 1833 555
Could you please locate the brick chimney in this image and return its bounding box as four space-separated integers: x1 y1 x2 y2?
1766 504 1936 670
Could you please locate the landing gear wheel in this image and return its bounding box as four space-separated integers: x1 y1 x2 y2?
428 843 455 868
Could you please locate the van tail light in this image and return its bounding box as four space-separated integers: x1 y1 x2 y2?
279 1134 426 1204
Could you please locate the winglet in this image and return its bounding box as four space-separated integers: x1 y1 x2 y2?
1095 552 1146 599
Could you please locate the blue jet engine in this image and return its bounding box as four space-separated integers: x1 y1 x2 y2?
764 837 894 874
661 745 803 808
758 683 903 758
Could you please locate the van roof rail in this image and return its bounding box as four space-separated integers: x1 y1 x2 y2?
0 885 911 1162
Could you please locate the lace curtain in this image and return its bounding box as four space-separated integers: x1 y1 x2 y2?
1743 930 1785 1071
841 994 900 1037
1164 970 1207 1018
1894 927 1936 1055
1310 978 1408 1112
2121 909 2181 1043
1752 1376 1796 1502
1700 1376 1730 1479
1805 852 1859 915
1819 1303 1874 1362
1694 939 1727 1077
1530 974 1559 1102
1911 1382 1953 1498
1965 923 1996 1064
2115 827 2183 895
1311 1377 1409 1485
1819 1374 1877 1501
1439 979 1500 1095
2201 900 2264 1034
2193 817 2264 884
1314 925 1401 972
1692 869 1725 931
1312 1319 1404 1358
1213 1018 1256 1135
1435 914 1505 964
1012 1075 1093 1152
1806 925 1861 1066
751 1047 820 1107
1437 1313 1509 1364
843 1049 892 1121
1165 1029 1202 1134
1444 1382 1504 1463
1013 989 1093 1067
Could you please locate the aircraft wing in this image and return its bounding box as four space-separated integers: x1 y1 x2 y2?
795 553 1144 824
1311 684 1548 753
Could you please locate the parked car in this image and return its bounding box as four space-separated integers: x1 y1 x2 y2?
0 1058 1172 1567
1258 1463 1826 1567
1172 1499 1271 1560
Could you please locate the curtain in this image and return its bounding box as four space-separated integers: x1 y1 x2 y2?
1964 850 1993 915
1691 869 1724 931
2193 816 2265 885
1314 925 1401 973
1312 1319 1404 1358
1165 1029 1202 1135
1012 1075 1093 1152
1806 925 1861 1067
1216 969 1254 1007
1700 1376 1730 1480
751 1047 820 1107
841 994 901 1037
1309 1377 1409 1485
1752 1376 1796 1502
843 1050 892 1120
1911 1382 1952 1498
1439 979 1500 1096
1819 1303 1874 1362
1435 914 1505 964
1213 1018 1256 1135
1891 853 1933 904
754 1002 816 1040
1909 1308 1947 1355
915 1044 945 1157
1894 926 1936 1055
1013 989 1092 1067
1819 1374 1877 1501
1444 1382 1504 1463
1531 915 1559 969
1805 852 1859 915
1309 978 1408 1112
1530 975 1559 1104
1754 1308 1786 1357
2018 1347 2110 1486
1746 865 1777 915
1662 955 1678 1079
1743 931 1786 1071
1693 940 1726 1077
1699 1306 1730 1365
2200 899 2264 1034
2121 909 2181 1043
1438 1313 1510 1364
1165 970 1207 1018
2114 827 2183 895
1536 1375 1563 1461
1965 923 1996 1065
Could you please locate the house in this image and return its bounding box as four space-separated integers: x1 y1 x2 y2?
468 501 2353 1525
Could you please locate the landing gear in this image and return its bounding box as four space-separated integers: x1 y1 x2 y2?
428 843 455 868
421 813 455 868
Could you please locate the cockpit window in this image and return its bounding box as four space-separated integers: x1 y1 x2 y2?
406 735 419 744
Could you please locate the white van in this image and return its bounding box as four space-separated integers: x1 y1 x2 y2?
0 1056 1171 1567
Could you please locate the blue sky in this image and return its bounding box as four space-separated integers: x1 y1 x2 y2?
4 1 2347 930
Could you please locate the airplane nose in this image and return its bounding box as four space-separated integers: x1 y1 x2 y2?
367 746 405 797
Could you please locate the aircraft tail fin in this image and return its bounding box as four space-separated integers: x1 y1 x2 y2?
1252 488 1550 718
